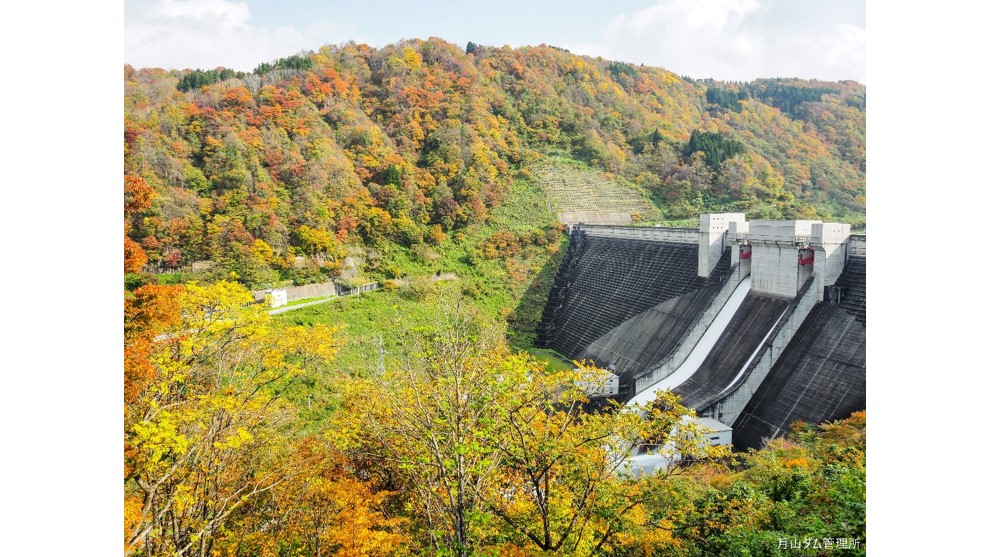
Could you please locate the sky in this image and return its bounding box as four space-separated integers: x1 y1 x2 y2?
125 0 866 83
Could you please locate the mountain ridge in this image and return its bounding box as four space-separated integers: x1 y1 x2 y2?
124 37 865 287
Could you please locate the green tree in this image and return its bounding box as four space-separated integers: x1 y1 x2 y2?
338 306 511 556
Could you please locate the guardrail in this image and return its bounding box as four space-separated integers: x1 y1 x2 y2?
575 224 700 244
334 282 379 297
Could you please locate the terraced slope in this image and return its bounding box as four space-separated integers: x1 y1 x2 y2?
537 163 659 224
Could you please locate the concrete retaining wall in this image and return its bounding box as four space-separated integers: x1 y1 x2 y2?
286 282 336 301
701 276 821 426
559 212 633 225
253 281 336 304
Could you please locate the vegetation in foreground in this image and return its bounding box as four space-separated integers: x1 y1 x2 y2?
125 281 865 556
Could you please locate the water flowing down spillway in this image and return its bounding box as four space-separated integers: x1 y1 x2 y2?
626 276 752 409
621 277 751 478
717 309 787 397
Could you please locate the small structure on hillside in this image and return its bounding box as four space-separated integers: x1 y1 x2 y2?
269 289 288 308
693 416 732 448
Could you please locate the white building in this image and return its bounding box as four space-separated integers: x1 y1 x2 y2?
575 368 620 398
269 289 288 308
693 416 732 448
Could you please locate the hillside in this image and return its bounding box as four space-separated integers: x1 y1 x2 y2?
124 38 865 290
123 37 867 557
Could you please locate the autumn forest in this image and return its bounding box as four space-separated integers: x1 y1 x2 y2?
124 38 866 556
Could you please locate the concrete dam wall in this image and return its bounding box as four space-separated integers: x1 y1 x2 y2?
672 293 791 410
536 226 732 396
535 216 867 449
731 256 866 450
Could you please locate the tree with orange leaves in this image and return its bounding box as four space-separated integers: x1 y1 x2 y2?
214 436 408 557
124 174 155 274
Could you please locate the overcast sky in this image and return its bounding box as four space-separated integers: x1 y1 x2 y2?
126 0 865 83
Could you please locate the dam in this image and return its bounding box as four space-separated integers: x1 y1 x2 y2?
536 214 866 449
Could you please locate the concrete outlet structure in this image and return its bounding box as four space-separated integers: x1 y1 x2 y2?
728 217 851 300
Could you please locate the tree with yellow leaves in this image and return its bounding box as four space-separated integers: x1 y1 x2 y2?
337 305 514 556
124 281 341 556
336 304 729 556
478 373 730 556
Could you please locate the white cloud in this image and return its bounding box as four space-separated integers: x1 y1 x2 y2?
564 0 865 83
125 0 360 71
150 0 250 24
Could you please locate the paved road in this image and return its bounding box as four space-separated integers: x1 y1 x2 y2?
267 297 337 315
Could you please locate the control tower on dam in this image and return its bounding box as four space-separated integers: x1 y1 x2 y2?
536 213 866 448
